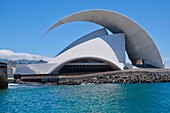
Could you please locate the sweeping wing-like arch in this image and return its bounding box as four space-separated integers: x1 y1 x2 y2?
46 10 163 68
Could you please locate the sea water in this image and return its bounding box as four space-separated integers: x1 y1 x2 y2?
0 83 170 113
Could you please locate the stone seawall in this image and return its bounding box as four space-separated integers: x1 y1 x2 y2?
14 69 170 85
0 62 8 89
0 72 8 89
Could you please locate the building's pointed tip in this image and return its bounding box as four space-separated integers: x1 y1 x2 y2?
43 30 49 37
43 27 54 37
43 32 47 37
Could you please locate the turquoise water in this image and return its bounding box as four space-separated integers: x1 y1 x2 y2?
1 83 170 113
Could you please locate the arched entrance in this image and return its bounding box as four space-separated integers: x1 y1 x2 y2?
58 59 115 74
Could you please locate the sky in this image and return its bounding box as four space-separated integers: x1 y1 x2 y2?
0 0 170 67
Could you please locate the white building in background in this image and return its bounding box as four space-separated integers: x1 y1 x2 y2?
15 10 164 75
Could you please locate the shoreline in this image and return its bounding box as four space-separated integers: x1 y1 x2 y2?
11 69 170 85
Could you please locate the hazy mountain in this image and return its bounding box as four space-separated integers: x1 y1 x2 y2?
0 49 51 61
0 59 48 64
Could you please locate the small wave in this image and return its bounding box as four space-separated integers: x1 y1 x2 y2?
80 83 94 85
8 83 19 86
8 83 20 89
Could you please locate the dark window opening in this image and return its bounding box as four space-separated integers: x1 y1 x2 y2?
59 65 114 74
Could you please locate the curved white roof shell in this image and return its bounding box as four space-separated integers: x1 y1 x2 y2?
19 29 125 75
48 36 124 73
46 10 163 68
58 28 108 56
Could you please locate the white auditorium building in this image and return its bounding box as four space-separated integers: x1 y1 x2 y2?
15 10 164 75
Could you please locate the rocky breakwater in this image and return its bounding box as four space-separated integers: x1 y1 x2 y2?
57 69 170 85
0 62 8 89
15 69 170 85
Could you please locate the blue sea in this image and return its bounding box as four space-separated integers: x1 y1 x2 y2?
1 83 170 113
